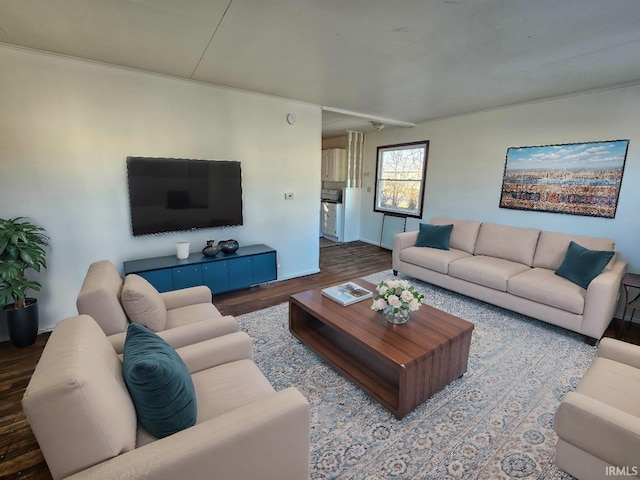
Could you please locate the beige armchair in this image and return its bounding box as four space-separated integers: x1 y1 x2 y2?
77 260 238 353
553 337 640 479
22 315 311 480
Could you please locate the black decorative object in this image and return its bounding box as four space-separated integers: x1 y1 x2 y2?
218 239 239 254
202 240 221 257
4 299 39 348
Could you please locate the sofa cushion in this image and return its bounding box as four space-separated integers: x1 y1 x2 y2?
415 223 453 250
533 231 615 270
193 359 276 420
123 323 197 439
121 274 167 331
508 268 586 314
448 255 530 291
474 223 541 266
165 303 224 330
135 358 277 447
400 246 471 274
431 217 482 254
555 241 615 289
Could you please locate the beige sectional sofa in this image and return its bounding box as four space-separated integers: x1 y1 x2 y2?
23 315 311 480
393 217 627 342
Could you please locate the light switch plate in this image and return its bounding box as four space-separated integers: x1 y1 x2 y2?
284 192 294 200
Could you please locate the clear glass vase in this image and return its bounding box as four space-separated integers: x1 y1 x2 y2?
383 306 410 324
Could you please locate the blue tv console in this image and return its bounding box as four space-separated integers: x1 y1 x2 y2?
123 244 277 295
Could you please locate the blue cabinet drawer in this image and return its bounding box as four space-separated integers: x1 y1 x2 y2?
229 257 253 291
252 252 277 284
202 261 229 295
172 265 203 290
137 269 174 293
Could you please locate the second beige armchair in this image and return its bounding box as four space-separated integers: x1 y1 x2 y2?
76 260 238 353
554 337 640 479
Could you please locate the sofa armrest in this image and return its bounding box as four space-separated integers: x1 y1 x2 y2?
597 337 640 369
160 286 215 310
64 388 310 480
176 331 253 373
107 315 239 354
554 391 640 470
392 231 419 270
580 260 627 339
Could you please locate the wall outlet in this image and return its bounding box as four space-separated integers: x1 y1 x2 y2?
284 192 294 200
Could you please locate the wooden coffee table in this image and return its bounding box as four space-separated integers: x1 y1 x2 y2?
289 278 474 419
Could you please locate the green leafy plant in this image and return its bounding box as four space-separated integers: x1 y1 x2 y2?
0 217 49 309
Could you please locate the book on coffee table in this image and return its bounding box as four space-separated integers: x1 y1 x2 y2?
321 282 373 306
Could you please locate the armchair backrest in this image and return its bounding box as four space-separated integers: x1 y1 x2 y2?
22 315 137 480
76 260 129 335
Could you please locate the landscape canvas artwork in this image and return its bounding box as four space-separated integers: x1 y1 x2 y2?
499 140 629 218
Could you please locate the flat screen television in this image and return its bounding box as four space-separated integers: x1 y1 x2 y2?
126 157 243 236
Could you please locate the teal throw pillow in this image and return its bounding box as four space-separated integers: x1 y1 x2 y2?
123 323 197 438
415 223 454 250
554 241 614 289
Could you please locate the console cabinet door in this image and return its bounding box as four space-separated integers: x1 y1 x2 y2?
229 257 253 291
202 261 229 295
252 252 277 284
137 270 173 293
172 265 203 290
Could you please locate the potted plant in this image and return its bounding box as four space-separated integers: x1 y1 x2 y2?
0 217 49 347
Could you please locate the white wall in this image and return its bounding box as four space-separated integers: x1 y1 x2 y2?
0 45 322 340
360 85 640 274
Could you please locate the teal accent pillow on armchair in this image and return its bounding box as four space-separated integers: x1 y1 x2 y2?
555 241 615 289
123 323 197 438
415 223 454 250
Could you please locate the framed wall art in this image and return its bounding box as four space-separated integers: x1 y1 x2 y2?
499 139 629 218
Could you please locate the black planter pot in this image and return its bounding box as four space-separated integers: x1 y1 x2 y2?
3 298 39 348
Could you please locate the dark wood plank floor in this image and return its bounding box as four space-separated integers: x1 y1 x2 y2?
213 240 393 317
1 240 638 479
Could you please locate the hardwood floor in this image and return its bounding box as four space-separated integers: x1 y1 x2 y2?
1 240 638 479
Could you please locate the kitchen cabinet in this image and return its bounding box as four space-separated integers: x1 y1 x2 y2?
123 244 277 295
321 148 347 181
321 188 361 243
321 202 342 240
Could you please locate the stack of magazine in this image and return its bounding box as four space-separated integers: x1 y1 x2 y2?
321 282 373 306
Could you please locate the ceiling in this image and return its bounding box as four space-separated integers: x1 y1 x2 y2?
2 0 640 138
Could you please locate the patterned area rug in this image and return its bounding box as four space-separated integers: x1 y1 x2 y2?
237 270 594 479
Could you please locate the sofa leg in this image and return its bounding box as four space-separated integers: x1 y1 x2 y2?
393 270 398 276
584 336 598 346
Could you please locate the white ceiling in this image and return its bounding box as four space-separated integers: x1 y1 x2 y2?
2 0 640 138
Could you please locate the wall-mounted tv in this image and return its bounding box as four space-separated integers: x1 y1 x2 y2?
126 157 243 236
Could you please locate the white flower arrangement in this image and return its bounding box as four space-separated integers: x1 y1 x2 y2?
371 279 425 314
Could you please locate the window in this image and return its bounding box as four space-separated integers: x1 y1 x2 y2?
374 141 429 218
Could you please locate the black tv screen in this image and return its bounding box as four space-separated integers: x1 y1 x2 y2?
126 157 243 236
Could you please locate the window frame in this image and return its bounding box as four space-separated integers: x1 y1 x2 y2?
373 140 429 219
